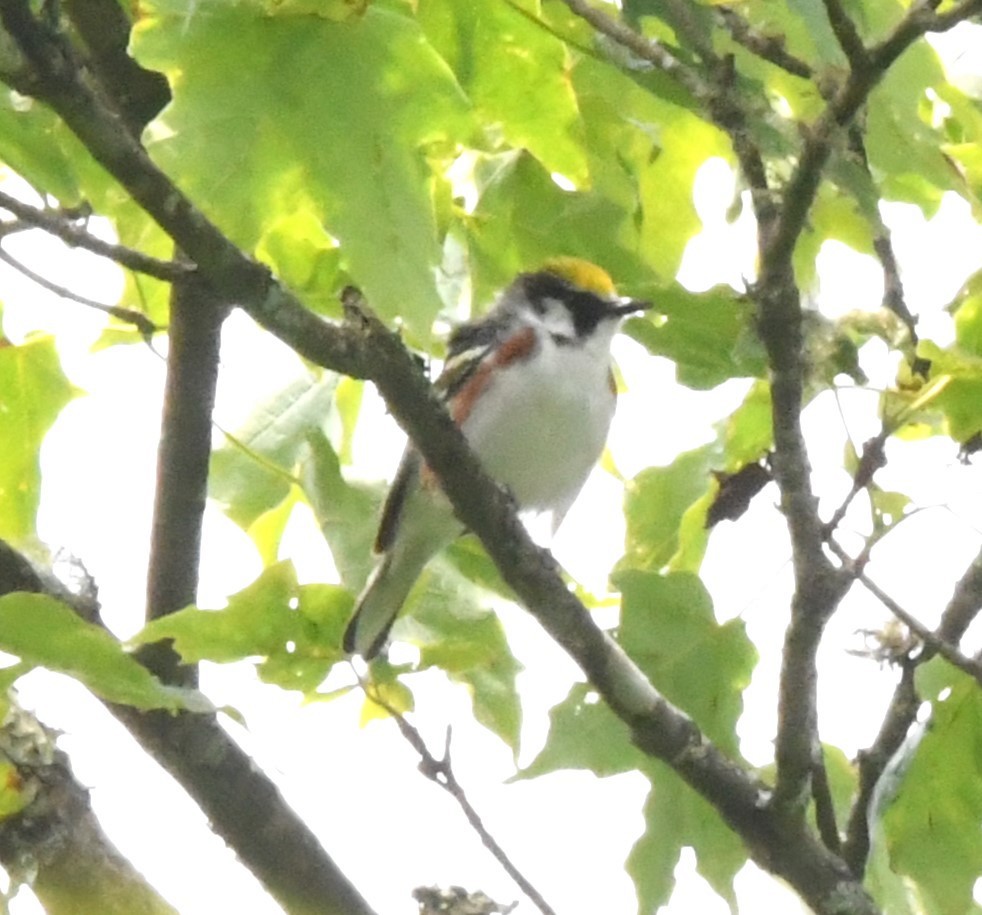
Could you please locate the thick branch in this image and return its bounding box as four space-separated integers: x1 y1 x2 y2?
0 541 376 915
0 702 178 915
140 270 228 685
62 0 170 134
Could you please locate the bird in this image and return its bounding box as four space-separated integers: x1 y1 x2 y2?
342 257 650 659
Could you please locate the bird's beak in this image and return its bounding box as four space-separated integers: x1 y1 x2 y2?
611 297 652 317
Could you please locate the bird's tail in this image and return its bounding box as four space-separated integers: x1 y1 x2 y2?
342 552 421 659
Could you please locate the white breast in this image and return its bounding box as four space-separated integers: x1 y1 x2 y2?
461 325 618 523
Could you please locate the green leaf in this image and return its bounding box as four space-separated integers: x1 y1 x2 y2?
419 0 588 186
517 681 647 779
465 150 648 308
866 43 960 209
953 270 982 358
410 562 523 752
0 337 78 542
620 445 716 573
300 428 381 593
135 2 472 335
882 669 982 915
134 562 351 692
626 286 765 390
0 757 33 821
915 340 982 442
815 744 858 842
210 372 337 529
0 96 83 203
570 52 731 281
0 594 203 711
614 569 755 754
721 380 773 466
628 765 745 915
247 488 302 567
255 205 343 316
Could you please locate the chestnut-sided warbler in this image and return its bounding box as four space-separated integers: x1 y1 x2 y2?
343 258 649 658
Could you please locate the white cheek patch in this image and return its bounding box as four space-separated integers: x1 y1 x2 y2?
536 297 577 340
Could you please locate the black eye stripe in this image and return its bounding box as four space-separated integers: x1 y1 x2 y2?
522 273 614 337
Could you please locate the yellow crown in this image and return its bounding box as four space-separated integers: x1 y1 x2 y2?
541 256 617 298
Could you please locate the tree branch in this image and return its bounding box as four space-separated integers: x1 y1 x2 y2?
842 542 982 873
61 0 170 135
820 0 870 69
840 660 918 876
561 0 770 198
0 188 190 282
937 544 982 644
139 268 228 685
810 752 841 854
0 701 179 915
380 702 554 915
0 242 159 338
840 548 982 687
750 0 982 822
715 7 813 79
0 540 376 915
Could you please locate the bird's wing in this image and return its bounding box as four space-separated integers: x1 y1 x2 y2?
373 447 421 554
373 311 511 554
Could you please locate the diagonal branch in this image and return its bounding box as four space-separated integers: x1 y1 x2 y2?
820 0 870 69
0 699 179 915
376 695 555 915
0 540 376 915
841 541 982 874
0 243 158 338
559 0 770 196
0 188 190 282
715 7 813 79
840 660 918 876
108 703 377 915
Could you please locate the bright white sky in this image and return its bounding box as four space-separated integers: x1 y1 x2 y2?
3 23 982 915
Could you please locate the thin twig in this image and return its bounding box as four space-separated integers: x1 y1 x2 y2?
0 189 190 282
830 539 982 686
0 244 158 339
823 434 888 535
559 0 770 198
837 125 920 342
716 7 813 79
842 540 982 873
369 687 557 915
559 0 711 100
